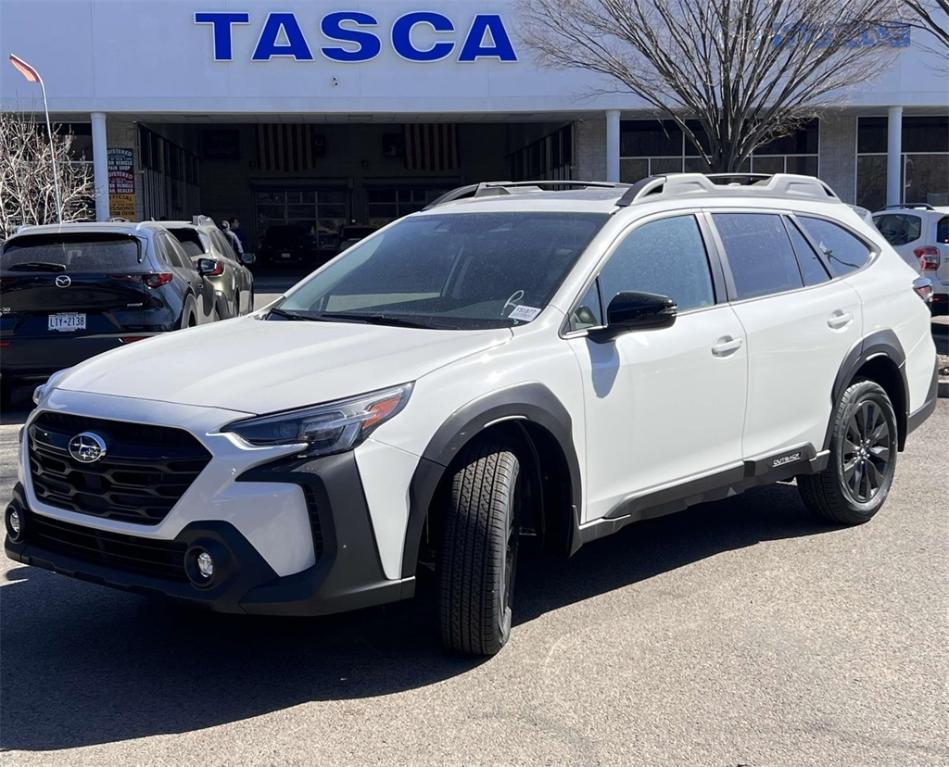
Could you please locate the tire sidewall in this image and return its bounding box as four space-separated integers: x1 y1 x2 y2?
832 382 898 518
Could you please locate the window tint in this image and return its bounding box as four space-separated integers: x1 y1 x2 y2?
2 234 141 272
799 217 872 277
937 217 949 244
599 215 714 312
873 214 922 246
785 218 830 286
713 213 803 299
211 229 237 261
158 232 188 269
570 281 603 331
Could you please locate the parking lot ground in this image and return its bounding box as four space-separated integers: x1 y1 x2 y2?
1 397 947 765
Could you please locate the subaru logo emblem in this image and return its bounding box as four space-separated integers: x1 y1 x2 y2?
55 275 71 288
68 432 107 464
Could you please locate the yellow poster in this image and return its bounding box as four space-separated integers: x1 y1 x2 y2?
110 193 136 220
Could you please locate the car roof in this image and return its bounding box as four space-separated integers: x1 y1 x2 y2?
10 221 164 239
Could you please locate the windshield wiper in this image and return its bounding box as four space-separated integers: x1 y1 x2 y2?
268 307 325 321
7 261 68 272
314 312 435 329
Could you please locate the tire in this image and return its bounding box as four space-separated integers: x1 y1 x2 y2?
798 379 898 525
438 442 522 656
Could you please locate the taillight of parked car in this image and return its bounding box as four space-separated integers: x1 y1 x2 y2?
914 246 940 271
111 273 174 289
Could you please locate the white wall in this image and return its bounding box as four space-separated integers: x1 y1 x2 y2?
1 0 947 116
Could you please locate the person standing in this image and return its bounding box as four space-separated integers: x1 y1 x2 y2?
229 217 247 249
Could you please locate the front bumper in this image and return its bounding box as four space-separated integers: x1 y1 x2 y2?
5 447 415 615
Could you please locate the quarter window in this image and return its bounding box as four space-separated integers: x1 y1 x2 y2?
937 216 949 244
799 217 872 276
569 281 603 331
713 213 803 299
599 215 714 313
785 218 830 286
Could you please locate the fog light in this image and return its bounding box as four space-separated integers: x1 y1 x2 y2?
5 505 24 542
196 551 214 580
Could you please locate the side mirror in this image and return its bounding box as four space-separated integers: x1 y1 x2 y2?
589 291 677 341
197 257 222 277
240 251 256 266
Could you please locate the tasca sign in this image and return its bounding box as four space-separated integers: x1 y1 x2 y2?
195 11 518 63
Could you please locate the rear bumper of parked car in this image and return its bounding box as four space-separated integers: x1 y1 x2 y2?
4 397 416 616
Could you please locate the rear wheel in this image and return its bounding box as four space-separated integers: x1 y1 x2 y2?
438 442 521 656
798 380 898 525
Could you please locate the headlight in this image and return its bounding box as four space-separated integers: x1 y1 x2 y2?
223 383 413 457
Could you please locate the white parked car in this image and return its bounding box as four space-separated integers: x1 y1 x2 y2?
873 204 949 313
6 174 938 656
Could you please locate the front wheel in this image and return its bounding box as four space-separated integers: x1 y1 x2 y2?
798 379 898 525
438 442 521 656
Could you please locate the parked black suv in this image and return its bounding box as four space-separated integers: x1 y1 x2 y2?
0 222 214 405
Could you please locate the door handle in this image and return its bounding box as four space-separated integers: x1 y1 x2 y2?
711 335 743 356
827 310 854 330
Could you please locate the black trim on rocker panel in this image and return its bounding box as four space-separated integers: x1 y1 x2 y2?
401 383 582 578
826 330 909 451
582 445 828 545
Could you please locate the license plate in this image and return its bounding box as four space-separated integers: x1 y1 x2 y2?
48 313 86 332
280 252 291 259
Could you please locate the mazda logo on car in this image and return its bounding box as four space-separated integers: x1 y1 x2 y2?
55 275 72 288
68 432 107 464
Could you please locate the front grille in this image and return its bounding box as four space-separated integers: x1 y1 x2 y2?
28 513 188 582
29 412 211 525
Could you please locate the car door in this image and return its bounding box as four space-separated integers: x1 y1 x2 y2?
209 229 247 315
566 212 748 523
710 211 864 461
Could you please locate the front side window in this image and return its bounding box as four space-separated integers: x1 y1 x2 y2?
598 215 715 313
799 216 872 277
275 212 607 330
873 214 922 246
713 213 803 299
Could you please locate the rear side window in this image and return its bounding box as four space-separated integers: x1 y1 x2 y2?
1 234 142 272
211 229 238 261
156 232 188 269
938 216 949 244
713 213 803 299
799 217 872 277
599 215 714 312
785 218 830 286
873 214 921 246
168 228 206 259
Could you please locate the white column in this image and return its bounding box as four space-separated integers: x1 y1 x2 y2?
605 109 621 182
91 111 110 221
886 106 903 207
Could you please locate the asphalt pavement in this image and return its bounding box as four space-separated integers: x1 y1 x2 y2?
0 282 947 766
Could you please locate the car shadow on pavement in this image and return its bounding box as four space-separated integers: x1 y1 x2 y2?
0 481 832 752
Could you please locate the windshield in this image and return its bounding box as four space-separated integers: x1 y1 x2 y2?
273 212 607 330
1 234 142 272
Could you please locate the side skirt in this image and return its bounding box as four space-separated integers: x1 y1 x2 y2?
577 445 828 547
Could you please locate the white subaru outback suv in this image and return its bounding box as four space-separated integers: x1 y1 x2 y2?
6 174 938 656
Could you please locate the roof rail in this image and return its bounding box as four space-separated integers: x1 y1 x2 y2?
616 173 839 207
884 202 935 210
423 180 630 210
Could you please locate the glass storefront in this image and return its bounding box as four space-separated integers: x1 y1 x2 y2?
857 115 949 210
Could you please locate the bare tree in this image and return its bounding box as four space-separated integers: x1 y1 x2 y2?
520 0 906 172
0 111 94 239
900 0 949 50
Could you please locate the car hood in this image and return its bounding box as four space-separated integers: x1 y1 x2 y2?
56 315 511 414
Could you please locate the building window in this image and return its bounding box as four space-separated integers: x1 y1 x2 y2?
366 187 450 227
509 125 573 181
857 115 949 210
619 119 818 182
254 188 349 249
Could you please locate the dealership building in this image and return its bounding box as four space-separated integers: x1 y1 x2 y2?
2 1 947 247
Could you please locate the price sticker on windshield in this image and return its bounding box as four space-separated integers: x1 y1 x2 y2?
508 305 541 322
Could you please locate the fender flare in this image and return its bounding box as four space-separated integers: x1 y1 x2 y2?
399 383 582 579
825 329 908 450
